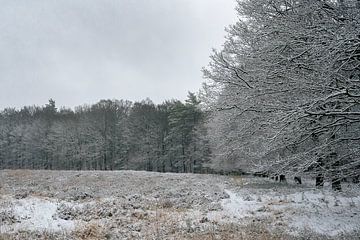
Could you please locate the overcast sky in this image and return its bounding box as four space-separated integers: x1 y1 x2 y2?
0 0 237 109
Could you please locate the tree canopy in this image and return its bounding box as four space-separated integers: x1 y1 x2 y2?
0 96 211 173
203 0 360 183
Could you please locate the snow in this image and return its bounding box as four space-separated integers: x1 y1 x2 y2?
208 189 268 221
286 190 360 236
1 170 359 238
0 196 75 233
209 186 360 236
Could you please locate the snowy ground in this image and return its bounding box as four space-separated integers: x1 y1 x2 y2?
0 170 359 239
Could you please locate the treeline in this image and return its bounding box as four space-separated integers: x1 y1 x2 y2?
203 0 360 188
0 93 211 172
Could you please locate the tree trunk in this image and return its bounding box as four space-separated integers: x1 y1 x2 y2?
316 173 324 187
279 175 286 182
294 176 302 184
353 175 360 184
103 152 107 170
332 178 342 191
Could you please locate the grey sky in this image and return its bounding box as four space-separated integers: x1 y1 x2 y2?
0 0 237 109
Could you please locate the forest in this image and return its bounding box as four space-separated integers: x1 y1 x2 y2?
0 94 211 173
1 0 360 189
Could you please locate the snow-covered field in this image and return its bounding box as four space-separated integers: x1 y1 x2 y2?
0 170 359 239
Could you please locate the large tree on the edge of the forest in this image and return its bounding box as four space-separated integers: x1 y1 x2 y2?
203 0 360 188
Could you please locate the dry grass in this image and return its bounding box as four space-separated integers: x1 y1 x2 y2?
171 222 287 240
1 170 359 240
73 222 107 240
160 199 174 209
0 231 69 240
231 175 245 187
1 222 358 240
176 222 352 240
3 169 34 180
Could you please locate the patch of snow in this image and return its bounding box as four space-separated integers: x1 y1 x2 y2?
285 190 360 236
289 214 359 236
0 196 75 233
209 187 360 236
208 189 269 222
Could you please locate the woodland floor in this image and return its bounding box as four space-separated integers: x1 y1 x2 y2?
0 170 359 240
